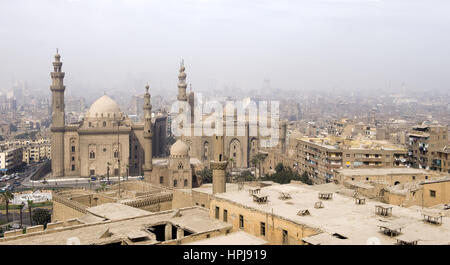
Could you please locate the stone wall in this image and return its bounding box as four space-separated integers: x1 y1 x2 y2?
210 197 321 245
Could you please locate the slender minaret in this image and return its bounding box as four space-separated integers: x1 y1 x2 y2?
177 59 187 101
50 49 65 177
211 134 228 194
143 83 153 177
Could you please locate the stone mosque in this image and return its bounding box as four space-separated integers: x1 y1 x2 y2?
49 51 286 189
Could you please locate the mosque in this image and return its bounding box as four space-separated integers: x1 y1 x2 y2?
49 51 285 189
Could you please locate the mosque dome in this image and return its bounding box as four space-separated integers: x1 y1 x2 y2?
86 95 121 118
170 139 189 156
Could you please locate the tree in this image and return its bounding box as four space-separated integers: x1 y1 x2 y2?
299 172 313 185
1 191 14 223
18 202 25 228
262 163 313 185
251 153 266 178
27 200 33 226
237 170 256 182
32 208 51 228
198 168 213 184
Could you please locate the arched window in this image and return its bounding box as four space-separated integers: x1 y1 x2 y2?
394 181 400 185
103 121 107 127
178 162 183 170
184 179 188 187
89 151 95 159
114 150 119 158
173 179 178 187
160 176 164 184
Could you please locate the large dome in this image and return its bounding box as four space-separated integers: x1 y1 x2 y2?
170 139 189 156
87 95 121 118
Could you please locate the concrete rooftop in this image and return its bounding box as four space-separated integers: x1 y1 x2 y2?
213 183 450 245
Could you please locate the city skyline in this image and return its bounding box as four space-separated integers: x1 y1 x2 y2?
1 0 450 95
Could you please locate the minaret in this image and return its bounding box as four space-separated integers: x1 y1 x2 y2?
50 49 65 177
143 83 153 177
211 134 228 194
177 59 187 101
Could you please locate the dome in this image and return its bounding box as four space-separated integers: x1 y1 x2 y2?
87 95 121 118
170 139 189 156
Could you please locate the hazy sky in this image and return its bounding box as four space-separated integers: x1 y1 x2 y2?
1 0 449 96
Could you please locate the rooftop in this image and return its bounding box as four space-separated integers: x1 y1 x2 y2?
213 183 450 245
185 231 268 245
298 137 406 151
336 167 431 176
0 207 230 245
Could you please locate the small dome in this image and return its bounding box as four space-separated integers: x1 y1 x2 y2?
87 95 121 118
170 140 189 156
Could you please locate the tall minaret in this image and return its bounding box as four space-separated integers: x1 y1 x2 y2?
143 83 153 177
50 49 65 177
177 59 187 101
211 134 228 194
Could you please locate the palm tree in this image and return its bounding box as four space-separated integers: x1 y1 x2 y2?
27 200 33 226
1 191 14 223
18 202 25 228
251 153 266 178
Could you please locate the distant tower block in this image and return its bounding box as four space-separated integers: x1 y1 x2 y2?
211 135 228 194
50 49 66 177
143 83 153 177
280 120 287 153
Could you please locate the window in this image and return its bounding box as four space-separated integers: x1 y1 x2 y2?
90 169 95 176
114 151 119 158
412 176 416 180
178 162 183 170
72 165 75 171
260 222 266 236
223 210 228 222
184 179 188 187
114 169 119 176
71 146 75 152
103 121 106 127
282 230 288 245
71 156 75 161
425 176 429 179
173 179 177 187
215 206 220 219
160 176 164 184
239 215 244 229
430 190 436 197
366 177 369 181
89 151 95 159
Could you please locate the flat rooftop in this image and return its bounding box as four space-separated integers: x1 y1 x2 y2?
185 231 268 245
0 207 230 245
298 137 406 151
213 183 450 245
86 203 150 220
336 168 431 176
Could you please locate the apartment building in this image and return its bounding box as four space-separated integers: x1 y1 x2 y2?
296 137 407 183
407 124 448 170
22 143 51 164
435 148 450 174
0 147 23 173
